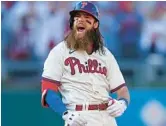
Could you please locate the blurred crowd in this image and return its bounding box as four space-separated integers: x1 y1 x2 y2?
2 1 166 60
1 1 166 84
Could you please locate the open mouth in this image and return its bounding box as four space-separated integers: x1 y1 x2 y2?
77 26 85 32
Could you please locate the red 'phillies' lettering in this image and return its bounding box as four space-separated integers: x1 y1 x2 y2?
65 57 107 76
64 57 78 75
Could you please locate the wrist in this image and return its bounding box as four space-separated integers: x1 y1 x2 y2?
118 98 129 107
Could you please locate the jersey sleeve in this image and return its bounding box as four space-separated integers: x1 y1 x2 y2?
106 52 126 93
41 42 65 107
42 43 64 81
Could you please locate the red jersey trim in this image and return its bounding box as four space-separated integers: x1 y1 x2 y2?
42 77 61 86
41 78 61 107
111 83 126 93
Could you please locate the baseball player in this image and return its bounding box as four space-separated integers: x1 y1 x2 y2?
41 1 130 126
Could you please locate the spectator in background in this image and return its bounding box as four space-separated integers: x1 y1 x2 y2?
2 1 48 60
140 2 166 55
34 2 68 60
2 2 47 35
1 1 17 58
1 1 16 20
6 14 38 60
97 1 120 57
135 1 156 19
1 2 46 81
116 1 143 58
1 1 17 82
140 2 166 84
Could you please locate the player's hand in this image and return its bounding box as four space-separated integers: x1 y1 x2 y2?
107 99 127 117
62 110 87 126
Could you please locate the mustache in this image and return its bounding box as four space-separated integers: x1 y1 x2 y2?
65 28 96 50
73 28 95 42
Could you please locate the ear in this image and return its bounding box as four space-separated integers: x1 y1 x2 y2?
93 21 99 29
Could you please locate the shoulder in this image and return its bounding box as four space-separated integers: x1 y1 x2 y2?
50 41 68 53
47 41 69 58
103 46 114 57
45 41 68 62
102 46 118 63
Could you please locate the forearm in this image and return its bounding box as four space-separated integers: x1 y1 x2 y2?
41 78 67 116
116 86 130 106
45 90 67 116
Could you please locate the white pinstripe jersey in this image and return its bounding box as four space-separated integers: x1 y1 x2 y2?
42 41 125 106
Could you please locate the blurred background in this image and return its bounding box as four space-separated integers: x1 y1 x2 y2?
1 1 166 126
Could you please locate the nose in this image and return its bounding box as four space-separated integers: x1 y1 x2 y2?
77 15 85 23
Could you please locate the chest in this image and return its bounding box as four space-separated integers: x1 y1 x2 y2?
63 52 108 79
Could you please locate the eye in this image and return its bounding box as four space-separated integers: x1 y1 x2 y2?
74 16 79 21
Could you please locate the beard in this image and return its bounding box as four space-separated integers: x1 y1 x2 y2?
65 28 96 51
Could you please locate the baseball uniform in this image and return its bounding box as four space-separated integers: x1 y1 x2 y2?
42 41 126 126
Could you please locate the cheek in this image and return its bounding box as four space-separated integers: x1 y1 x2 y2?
85 27 92 32
73 18 78 26
85 24 93 30
73 22 77 29
74 17 78 21
86 20 92 25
